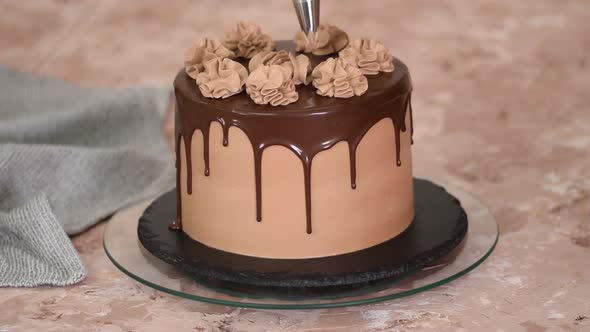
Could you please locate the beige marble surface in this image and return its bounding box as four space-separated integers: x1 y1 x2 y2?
1 0 589 331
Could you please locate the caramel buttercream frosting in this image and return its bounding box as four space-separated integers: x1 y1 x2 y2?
185 37 234 79
182 22 400 106
195 58 248 98
339 37 394 75
312 57 368 98
246 64 298 106
249 50 311 85
294 24 349 56
223 21 275 59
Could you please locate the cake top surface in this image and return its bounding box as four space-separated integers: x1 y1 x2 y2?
175 40 411 115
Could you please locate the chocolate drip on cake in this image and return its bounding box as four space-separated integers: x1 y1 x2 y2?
169 133 182 230
409 92 414 144
172 48 413 234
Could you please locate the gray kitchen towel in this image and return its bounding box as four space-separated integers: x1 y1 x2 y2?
0 65 175 287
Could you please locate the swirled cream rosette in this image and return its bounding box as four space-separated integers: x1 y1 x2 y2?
195 58 249 98
311 57 368 98
339 37 394 75
246 64 299 106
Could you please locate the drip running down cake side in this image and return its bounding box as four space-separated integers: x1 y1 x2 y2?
172 22 415 259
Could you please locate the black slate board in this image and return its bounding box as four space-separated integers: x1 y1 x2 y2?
138 179 468 294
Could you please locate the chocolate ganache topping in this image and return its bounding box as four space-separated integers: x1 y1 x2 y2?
173 41 413 234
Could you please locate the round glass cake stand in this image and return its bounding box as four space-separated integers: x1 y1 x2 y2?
104 185 498 309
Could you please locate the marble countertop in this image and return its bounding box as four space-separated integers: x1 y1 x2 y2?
1 0 589 331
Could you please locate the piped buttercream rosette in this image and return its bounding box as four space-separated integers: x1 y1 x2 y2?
294 24 349 56
246 65 299 106
185 37 234 79
196 58 248 99
223 21 275 59
311 58 368 98
339 37 394 75
249 50 311 85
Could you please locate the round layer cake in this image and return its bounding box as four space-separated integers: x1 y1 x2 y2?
173 41 414 259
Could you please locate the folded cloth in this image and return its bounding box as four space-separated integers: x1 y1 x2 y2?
0 65 175 287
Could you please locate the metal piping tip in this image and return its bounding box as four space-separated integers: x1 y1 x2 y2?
306 30 319 49
292 0 320 47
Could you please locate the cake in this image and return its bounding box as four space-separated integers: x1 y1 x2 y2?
171 22 414 259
